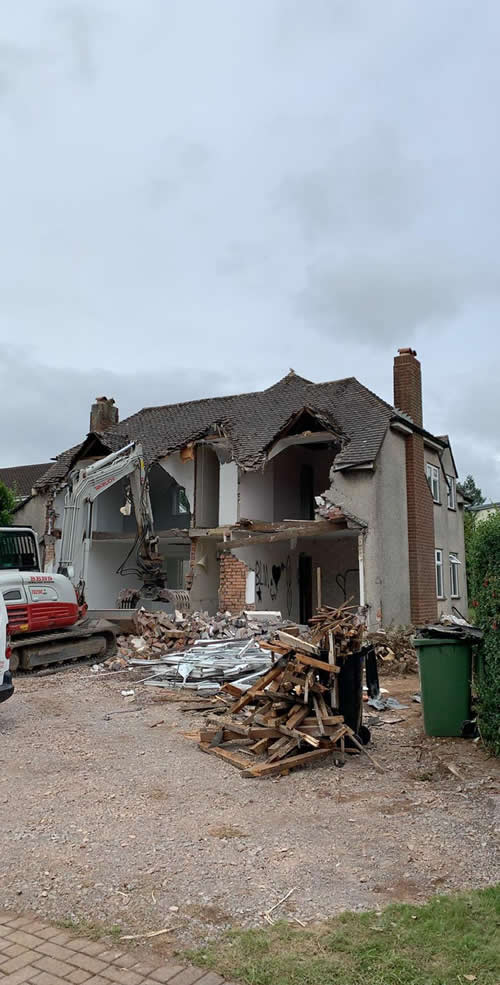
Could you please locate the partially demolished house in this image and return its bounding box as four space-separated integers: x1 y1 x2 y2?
33 348 467 626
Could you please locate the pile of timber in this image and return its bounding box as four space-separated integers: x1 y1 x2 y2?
191 605 383 778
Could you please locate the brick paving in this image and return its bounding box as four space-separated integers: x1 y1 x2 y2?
0 915 237 985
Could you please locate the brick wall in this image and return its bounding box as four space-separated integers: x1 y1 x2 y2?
218 552 248 613
394 348 437 624
393 347 423 426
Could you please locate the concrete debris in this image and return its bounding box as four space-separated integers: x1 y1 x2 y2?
365 626 418 674
115 608 285 663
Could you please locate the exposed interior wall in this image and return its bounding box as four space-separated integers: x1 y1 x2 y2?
219 462 239 525
85 541 143 609
233 533 359 622
239 464 274 522
158 452 195 520
189 538 220 614
273 445 333 521
194 445 219 527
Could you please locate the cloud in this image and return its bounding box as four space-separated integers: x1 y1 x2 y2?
0 347 239 467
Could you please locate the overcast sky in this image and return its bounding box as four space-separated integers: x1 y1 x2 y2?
1 1 498 498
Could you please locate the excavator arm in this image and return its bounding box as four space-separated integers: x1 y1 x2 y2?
57 442 164 603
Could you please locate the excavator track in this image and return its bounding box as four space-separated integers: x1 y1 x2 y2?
10 620 117 672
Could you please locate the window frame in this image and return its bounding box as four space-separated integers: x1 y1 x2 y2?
426 463 440 503
449 552 460 598
446 474 456 510
435 548 445 599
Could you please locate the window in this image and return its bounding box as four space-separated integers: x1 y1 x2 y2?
447 475 456 510
435 549 444 598
426 463 440 503
449 553 460 597
171 485 190 515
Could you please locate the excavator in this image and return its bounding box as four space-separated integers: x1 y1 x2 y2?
0 442 166 671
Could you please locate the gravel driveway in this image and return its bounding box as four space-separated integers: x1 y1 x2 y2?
0 666 498 952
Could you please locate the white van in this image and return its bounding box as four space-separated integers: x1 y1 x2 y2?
0 593 14 703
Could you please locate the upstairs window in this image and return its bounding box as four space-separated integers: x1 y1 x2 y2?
435 549 444 598
447 475 456 510
426 463 440 503
450 553 460 597
172 485 190 515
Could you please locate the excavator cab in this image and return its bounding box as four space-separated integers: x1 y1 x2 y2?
0 528 40 572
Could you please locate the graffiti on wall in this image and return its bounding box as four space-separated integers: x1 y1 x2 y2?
255 555 293 617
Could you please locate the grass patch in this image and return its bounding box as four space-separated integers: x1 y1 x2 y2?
188 887 500 985
56 917 122 941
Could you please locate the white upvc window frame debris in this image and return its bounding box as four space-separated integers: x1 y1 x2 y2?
449 552 460 598
447 475 456 510
426 463 440 503
435 548 444 599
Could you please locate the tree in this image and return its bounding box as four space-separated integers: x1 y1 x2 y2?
460 474 486 597
469 510 500 754
460 474 486 507
0 481 16 526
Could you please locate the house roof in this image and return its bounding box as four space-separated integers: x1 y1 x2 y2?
0 462 53 499
34 371 408 491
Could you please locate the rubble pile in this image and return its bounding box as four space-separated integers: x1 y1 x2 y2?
365 626 418 674
115 608 284 662
188 604 383 778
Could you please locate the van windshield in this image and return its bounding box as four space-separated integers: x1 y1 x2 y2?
0 531 39 571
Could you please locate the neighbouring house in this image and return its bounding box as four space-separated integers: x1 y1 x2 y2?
30 351 467 626
0 463 52 545
467 502 500 523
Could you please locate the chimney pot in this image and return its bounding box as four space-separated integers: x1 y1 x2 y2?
90 397 119 433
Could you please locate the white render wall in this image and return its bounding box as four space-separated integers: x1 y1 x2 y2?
328 429 411 627
425 444 468 617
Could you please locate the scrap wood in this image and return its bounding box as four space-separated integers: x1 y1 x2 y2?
230 660 285 713
120 925 184 941
263 887 296 923
179 602 383 779
295 652 341 674
242 747 339 777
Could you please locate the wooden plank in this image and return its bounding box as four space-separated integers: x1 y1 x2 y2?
242 747 335 777
266 736 298 762
312 695 325 736
300 724 346 737
317 693 331 719
344 727 385 773
286 705 309 729
209 747 254 770
220 682 244 697
277 631 320 655
296 653 341 674
249 738 270 755
205 716 249 735
248 727 282 739
278 724 320 748
301 715 344 726
230 661 284 714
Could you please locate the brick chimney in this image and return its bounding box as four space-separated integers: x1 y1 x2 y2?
90 397 118 433
393 349 437 625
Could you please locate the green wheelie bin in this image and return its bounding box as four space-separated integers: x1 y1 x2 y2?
413 636 472 737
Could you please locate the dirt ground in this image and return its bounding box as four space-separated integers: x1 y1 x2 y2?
0 664 498 953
